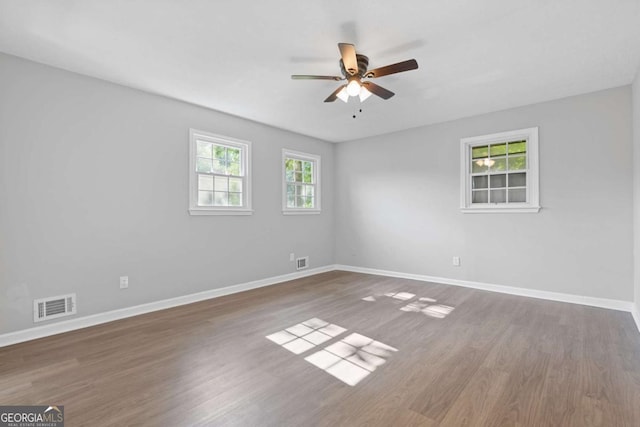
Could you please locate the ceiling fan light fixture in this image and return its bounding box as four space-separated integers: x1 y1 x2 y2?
292 43 418 103
359 85 372 102
346 79 361 97
336 87 349 102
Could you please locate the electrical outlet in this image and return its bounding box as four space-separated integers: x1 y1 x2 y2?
452 256 461 267
289 253 295 262
119 276 129 289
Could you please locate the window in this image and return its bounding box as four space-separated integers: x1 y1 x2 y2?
460 127 540 213
189 129 252 215
282 149 321 214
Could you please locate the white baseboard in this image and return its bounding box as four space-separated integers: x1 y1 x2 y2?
632 303 640 333
0 265 335 348
334 264 635 313
2 264 637 347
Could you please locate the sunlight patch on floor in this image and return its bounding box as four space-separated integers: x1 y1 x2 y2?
383 291 415 301
362 292 455 319
266 320 398 386
305 333 398 386
266 318 346 355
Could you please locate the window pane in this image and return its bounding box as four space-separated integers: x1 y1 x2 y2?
214 145 226 160
472 160 489 173
197 141 213 158
489 157 507 172
304 185 314 198
214 191 228 206
508 154 526 171
508 172 526 187
191 133 251 213
472 146 488 159
228 162 240 176
198 174 214 191
489 143 507 156
490 174 506 188
508 141 526 154
212 160 226 174
472 190 488 203
472 176 488 189
462 128 536 211
229 177 242 192
228 192 242 206
214 176 228 191
303 162 313 183
197 158 213 173
227 148 240 163
508 188 526 203
283 152 320 211
198 191 213 206
490 189 506 203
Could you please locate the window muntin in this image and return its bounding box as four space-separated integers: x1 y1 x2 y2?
470 140 527 204
460 127 539 213
285 158 315 209
282 150 321 214
189 129 252 215
196 142 244 207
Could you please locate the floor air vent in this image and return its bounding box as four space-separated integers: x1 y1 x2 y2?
296 256 309 271
33 293 77 323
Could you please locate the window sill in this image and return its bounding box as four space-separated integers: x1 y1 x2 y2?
460 205 541 214
189 208 254 216
282 209 321 215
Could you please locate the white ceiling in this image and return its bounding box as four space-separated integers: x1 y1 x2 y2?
1 1 639 142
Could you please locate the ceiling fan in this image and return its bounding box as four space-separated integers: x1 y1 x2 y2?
291 43 419 103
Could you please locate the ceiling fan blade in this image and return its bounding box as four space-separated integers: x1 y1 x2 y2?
365 59 418 78
291 75 343 81
362 82 395 100
338 43 358 76
324 85 346 102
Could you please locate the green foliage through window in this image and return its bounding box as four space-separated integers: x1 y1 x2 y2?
285 156 316 209
196 140 244 207
196 142 242 177
470 139 528 204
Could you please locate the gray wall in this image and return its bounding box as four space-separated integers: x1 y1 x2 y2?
0 53 335 334
1 52 636 337
335 86 633 301
634 70 640 311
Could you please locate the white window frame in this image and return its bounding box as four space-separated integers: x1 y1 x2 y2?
282 149 321 215
460 127 540 214
189 129 252 216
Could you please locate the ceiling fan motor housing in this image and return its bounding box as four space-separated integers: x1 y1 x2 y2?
290 43 418 102
340 54 369 78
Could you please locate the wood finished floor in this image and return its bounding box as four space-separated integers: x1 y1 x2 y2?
1 271 640 426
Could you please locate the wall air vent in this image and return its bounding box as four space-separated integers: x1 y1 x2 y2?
296 256 309 271
33 293 77 323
